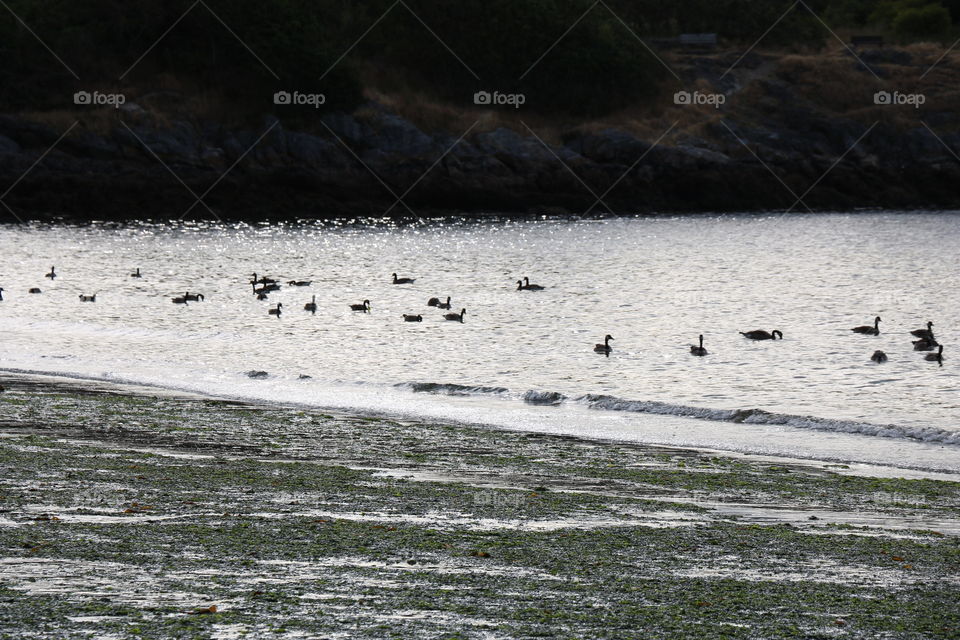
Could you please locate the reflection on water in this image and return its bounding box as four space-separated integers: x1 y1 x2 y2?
0 213 958 436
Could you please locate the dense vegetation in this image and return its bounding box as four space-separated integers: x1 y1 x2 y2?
0 0 957 117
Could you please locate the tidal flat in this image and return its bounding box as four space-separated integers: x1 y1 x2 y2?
0 375 957 639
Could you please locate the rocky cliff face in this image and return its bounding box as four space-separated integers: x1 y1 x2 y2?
1 50 958 221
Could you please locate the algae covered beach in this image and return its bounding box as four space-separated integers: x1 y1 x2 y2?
0 374 957 639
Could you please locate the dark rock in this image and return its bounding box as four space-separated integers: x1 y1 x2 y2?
0 134 21 155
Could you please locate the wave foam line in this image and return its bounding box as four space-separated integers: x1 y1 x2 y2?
388 381 960 446
575 394 960 446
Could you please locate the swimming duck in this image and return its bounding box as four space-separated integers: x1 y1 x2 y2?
45 266 56 280
852 316 881 335
79 293 96 302
690 334 708 356
871 350 888 363
740 330 783 340
444 308 466 322
910 321 935 340
402 314 423 322
268 303 283 317
393 273 415 284
913 337 938 351
925 345 944 366
304 295 317 314
349 300 371 312
594 335 613 353
131 268 142 278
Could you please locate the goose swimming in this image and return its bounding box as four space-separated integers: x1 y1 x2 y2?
172 295 189 304
304 295 317 314
444 308 466 322
288 280 312 287
0 287 4 301
268 303 283 317
28 288 41 294
393 273 415 285
184 292 204 302
852 316 881 335
594 334 614 353
437 296 452 310
522 277 545 291
925 345 944 366
910 321 935 340
349 300 371 312
402 314 423 322
79 293 96 302
871 350 888 363
250 273 277 286
740 330 783 340
131 268 142 278
690 334 708 356
45 266 56 280
913 337 938 351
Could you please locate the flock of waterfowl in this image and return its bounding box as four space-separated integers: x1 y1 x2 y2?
0 267 946 367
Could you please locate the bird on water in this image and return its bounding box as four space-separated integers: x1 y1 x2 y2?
594 334 614 354
740 329 783 340
852 316 881 335
690 334 708 356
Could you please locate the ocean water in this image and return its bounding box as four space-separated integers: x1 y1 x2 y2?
1 213 958 472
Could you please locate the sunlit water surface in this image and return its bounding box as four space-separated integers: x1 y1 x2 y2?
1 213 958 471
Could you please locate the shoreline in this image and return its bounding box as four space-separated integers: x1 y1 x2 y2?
3 370 959 481
0 374 957 637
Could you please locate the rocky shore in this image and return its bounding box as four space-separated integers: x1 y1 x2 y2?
2 49 958 220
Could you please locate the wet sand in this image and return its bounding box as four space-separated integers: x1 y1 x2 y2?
0 375 957 638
